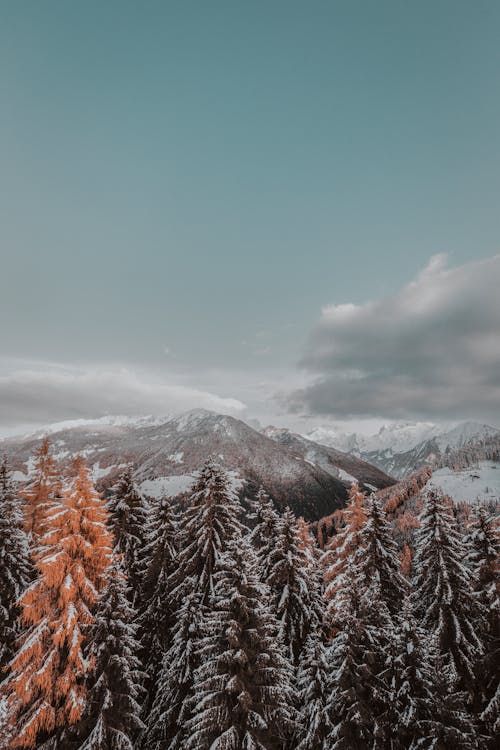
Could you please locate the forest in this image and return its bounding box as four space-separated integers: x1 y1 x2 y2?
0 438 498 749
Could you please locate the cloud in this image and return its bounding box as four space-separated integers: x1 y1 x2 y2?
0 361 246 434
288 254 500 421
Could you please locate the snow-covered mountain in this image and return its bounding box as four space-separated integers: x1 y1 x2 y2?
1 409 396 522
307 421 500 479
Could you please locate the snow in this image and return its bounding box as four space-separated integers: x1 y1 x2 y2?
168 451 184 465
140 469 244 500
337 468 358 483
428 462 500 505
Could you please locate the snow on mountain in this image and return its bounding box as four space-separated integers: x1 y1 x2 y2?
2 408 393 521
307 420 500 479
428 461 500 505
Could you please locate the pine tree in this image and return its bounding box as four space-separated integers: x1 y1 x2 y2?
249 487 281 580
3 457 112 749
266 507 321 665
139 496 178 711
185 537 296 750
142 591 203 750
326 560 394 749
72 560 144 750
295 629 331 750
0 458 31 670
143 461 244 749
465 507 499 745
413 491 483 698
107 467 148 603
22 438 61 544
391 596 475 749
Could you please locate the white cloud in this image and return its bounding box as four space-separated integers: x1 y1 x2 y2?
0 360 246 435
289 254 500 421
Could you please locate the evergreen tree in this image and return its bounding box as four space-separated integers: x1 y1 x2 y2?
465 507 499 745
144 461 244 749
185 537 296 750
0 458 31 670
295 629 331 750
266 508 321 665
391 596 475 749
22 438 61 544
249 487 281 580
139 496 178 711
3 457 112 749
413 491 483 697
107 467 148 603
142 591 203 750
73 560 144 750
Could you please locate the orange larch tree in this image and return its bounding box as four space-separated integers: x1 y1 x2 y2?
3 456 113 749
322 482 368 635
23 438 62 545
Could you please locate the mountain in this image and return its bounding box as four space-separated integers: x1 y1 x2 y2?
262 426 395 492
307 421 500 479
0 409 395 522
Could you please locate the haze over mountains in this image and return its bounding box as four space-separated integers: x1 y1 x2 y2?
307 420 500 478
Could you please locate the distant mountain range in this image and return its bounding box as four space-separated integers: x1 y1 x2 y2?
306 420 500 479
1 410 395 522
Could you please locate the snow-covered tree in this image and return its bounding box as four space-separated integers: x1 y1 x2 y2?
249 487 281 579
169 460 244 605
144 461 244 749
3 457 112 749
107 467 148 603
139 496 178 711
465 507 499 744
266 507 322 665
413 491 483 697
142 591 203 750
72 560 144 750
0 458 31 670
295 629 331 750
185 537 297 750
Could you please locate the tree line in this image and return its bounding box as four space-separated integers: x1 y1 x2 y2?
0 438 498 749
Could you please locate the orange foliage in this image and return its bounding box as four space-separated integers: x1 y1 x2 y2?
399 542 412 577
4 455 113 749
22 438 62 544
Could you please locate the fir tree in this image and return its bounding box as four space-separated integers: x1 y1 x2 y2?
107 467 148 603
144 461 244 749
266 508 322 665
465 507 499 745
139 496 178 711
72 560 144 750
185 537 296 750
295 629 331 750
0 458 31 670
249 487 281 580
413 491 483 697
2 457 112 749
142 591 203 750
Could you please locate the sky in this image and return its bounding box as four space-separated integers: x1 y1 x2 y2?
1 1 500 436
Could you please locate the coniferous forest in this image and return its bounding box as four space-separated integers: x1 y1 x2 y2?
0 439 498 750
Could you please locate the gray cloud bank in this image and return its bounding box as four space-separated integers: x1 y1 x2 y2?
0 362 245 435
289 254 500 421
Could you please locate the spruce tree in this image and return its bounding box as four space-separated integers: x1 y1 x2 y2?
413 491 483 698
2 457 112 749
72 560 144 750
295 629 331 750
266 507 321 665
139 495 178 711
0 458 31 670
107 467 148 603
249 487 281 580
143 461 244 749
185 537 296 750
465 507 499 745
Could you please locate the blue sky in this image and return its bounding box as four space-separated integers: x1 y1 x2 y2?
1 2 499 431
